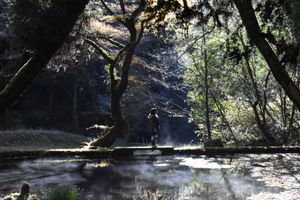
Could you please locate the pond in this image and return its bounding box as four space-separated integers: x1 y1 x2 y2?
0 154 299 199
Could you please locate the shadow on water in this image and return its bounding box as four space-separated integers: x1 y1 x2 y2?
240 154 300 190
0 154 296 200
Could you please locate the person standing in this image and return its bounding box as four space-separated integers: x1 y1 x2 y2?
148 108 160 148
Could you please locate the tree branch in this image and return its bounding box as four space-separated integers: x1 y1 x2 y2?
233 0 300 111
176 22 216 62
99 0 125 25
119 0 126 14
84 38 115 64
99 35 125 48
130 0 147 21
0 0 89 113
136 21 145 44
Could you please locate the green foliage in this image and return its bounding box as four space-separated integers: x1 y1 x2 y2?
2 185 94 200
38 185 79 200
286 0 300 43
181 3 300 145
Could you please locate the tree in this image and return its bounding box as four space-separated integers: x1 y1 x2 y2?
0 0 90 112
184 26 242 144
286 0 300 44
176 0 300 145
202 25 211 140
233 0 300 111
86 0 154 147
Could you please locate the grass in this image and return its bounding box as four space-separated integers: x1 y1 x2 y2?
1 185 94 200
39 185 79 200
2 185 166 200
0 129 88 151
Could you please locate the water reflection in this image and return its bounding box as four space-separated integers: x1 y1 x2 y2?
0 155 291 199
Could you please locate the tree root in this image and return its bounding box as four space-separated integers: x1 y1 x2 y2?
89 126 121 147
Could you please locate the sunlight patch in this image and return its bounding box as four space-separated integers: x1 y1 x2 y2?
133 150 161 156
153 163 169 167
179 157 232 169
94 160 110 168
247 189 300 200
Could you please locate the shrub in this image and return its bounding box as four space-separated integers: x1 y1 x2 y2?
38 185 79 200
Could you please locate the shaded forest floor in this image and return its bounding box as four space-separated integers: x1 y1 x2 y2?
0 129 88 152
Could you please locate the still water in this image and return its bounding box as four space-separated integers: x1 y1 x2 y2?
0 154 299 199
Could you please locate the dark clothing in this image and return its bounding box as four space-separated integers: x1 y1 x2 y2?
148 113 159 147
148 114 159 135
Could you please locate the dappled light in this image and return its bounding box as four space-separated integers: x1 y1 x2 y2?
178 157 232 169
1 155 300 199
1 0 300 199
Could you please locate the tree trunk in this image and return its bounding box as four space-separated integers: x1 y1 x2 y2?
240 41 275 143
90 86 128 147
72 74 79 133
284 105 296 143
88 0 147 147
201 24 211 140
233 0 300 111
250 102 275 144
238 51 275 143
211 92 239 145
0 0 89 113
204 42 211 140
0 52 53 112
239 57 275 143
92 82 97 118
48 76 55 126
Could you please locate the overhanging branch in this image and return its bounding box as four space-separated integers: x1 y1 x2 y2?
119 0 126 14
99 0 125 25
84 38 115 64
99 35 126 48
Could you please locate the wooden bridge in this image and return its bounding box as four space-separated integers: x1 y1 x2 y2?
1 145 300 159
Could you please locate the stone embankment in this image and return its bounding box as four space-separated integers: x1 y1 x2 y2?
1 146 300 159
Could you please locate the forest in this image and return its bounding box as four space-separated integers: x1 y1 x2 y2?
0 0 300 199
1 0 300 147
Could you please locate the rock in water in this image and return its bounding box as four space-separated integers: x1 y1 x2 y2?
16 183 30 200
204 139 224 147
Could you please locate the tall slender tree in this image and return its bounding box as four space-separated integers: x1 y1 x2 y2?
203 26 211 140
233 0 300 111
86 0 153 147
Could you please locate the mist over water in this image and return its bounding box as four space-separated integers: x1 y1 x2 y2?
0 154 293 199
